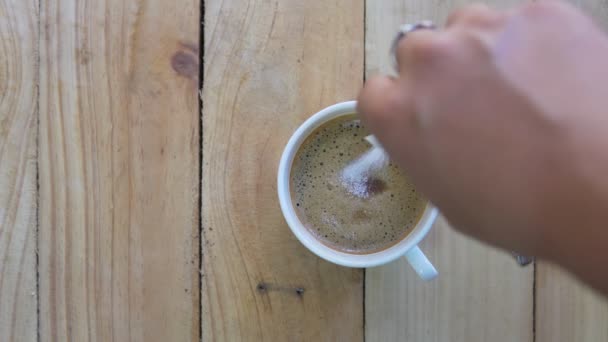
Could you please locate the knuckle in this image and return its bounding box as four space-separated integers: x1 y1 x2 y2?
463 3 491 19
520 1 569 17
359 79 408 124
402 32 450 64
447 3 499 28
357 78 395 118
383 90 407 116
447 7 467 26
374 97 400 123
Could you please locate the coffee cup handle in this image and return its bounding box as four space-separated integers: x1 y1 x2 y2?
404 245 438 280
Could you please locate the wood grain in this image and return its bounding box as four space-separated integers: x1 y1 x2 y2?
536 262 608 342
365 2 534 341
366 219 533 342
0 0 38 341
201 0 364 340
38 0 200 340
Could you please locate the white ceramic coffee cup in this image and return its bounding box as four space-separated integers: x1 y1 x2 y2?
277 101 438 280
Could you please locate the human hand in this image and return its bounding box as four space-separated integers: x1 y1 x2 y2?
358 0 608 284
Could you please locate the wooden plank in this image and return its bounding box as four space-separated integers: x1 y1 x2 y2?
38 0 200 340
536 262 608 342
366 219 533 342
0 0 38 341
534 2 608 340
365 2 534 341
201 0 364 340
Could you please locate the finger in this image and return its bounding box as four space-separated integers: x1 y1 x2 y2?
357 76 419 153
358 76 408 129
395 29 447 74
445 3 500 28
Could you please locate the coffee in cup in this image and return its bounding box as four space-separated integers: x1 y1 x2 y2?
290 114 426 254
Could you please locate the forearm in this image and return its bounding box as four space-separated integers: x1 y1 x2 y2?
537 147 608 295
358 1 608 296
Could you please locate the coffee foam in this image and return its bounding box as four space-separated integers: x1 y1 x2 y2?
340 146 389 199
290 115 426 254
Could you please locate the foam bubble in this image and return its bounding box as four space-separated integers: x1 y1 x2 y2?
290 115 426 253
339 145 389 199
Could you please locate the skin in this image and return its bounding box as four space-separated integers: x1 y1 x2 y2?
357 1 608 295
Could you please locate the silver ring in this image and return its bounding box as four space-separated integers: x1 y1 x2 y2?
512 252 534 267
390 20 437 71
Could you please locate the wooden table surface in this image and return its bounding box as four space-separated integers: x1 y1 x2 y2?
1 0 607 341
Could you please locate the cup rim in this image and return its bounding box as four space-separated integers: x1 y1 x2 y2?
277 100 437 268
